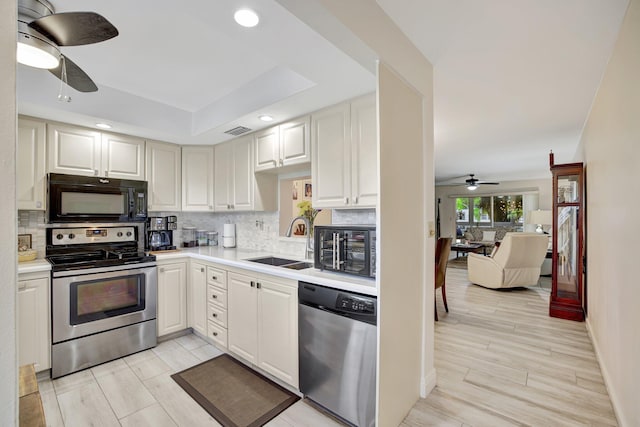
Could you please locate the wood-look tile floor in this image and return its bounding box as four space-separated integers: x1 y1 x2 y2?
403 268 618 427
39 268 617 427
39 334 343 427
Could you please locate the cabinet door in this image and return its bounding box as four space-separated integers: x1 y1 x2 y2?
214 142 232 211
188 262 208 336
254 126 280 172
182 146 214 211
350 95 378 207
101 133 145 180
17 118 46 210
47 123 101 176
146 140 181 211
257 280 298 387
227 272 258 364
17 277 50 372
312 103 351 208
157 262 187 336
280 116 311 168
232 136 254 211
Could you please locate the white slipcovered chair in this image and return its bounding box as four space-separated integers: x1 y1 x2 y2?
467 232 549 289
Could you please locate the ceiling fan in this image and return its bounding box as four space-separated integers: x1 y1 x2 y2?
452 174 500 191
17 0 119 93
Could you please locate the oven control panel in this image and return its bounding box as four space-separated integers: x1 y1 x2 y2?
51 227 136 245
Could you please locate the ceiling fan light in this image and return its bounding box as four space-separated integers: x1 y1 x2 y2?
467 184 478 191
17 33 59 69
234 9 259 27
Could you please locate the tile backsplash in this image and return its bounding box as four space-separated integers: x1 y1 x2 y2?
18 210 46 258
18 208 376 260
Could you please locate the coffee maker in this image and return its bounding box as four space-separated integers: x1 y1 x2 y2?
146 216 177 251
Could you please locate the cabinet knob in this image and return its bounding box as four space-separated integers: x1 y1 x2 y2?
344 197 349 204
212 276 217 280
212 332 218 337
354 196 358 204
256 282 261 289
94 170 99 176
104 171 109 177
212 313 218 318
212 294 218 299
250 281 255 288
200 267 204 272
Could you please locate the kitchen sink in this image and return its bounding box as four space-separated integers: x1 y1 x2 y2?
246 256 313 270
281 262 313 270
246 256 302 266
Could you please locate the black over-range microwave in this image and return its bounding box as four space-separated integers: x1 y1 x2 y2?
48 173 147 223
314 225 376 278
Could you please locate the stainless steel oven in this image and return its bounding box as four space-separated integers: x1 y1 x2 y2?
47 224 157 378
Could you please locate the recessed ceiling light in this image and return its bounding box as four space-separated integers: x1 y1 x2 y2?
234 9 259 27
259 115 274 122
95 123 112 129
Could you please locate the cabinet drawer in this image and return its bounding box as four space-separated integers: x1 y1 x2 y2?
207 321 228 348
207 266 227 289
208 285 227 308
207 303 227 328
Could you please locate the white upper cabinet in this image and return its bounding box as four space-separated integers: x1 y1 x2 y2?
17 118 46 210
254 126 280 171
350 95 378 207
312 94 377 209
47 123 101 177
254 116 311 173
100 133 145 180
47 123 145 179
182 146 214 211
215 136 277 212
312 102 351 208
146 140 182 212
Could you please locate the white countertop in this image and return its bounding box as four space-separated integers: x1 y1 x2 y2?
15 247 378 297
17 259 52 275
155 246 378 297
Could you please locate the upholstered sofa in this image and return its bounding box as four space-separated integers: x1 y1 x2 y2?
467 232 549 289
463 226 518 250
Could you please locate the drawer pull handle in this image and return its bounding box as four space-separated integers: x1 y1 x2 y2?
213 332 218 337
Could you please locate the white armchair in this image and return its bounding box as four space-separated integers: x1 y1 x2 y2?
467 232 549 289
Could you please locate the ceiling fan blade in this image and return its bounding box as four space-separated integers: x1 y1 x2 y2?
28 12 118 46
478 182 500 185
49 55 98 92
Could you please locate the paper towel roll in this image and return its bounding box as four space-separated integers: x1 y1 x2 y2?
223 224 236 248
223 223 236 237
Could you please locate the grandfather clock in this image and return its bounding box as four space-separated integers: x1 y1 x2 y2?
549 152 585 321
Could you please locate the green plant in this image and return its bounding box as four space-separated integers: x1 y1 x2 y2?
297 201 321 232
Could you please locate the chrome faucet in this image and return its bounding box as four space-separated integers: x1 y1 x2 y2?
285 216 314 260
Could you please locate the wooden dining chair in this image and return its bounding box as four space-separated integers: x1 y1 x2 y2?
435 237 452 321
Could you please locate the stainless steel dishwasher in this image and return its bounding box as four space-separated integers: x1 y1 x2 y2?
298 281 377 427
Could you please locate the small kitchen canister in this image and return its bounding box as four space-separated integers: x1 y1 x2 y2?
207 231 218 246
196 230 208 246
182 226 197 247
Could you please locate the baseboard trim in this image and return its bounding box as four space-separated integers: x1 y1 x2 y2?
420 367 437 398
586 318 626 426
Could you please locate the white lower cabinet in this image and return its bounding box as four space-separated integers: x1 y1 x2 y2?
188 261 208 336
17 273 50 372
206 265 228 348
228 270 298 387
157 261 187 337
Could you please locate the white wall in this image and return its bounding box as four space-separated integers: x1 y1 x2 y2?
435 178 552 238
578 0 639 425
0 0 17 424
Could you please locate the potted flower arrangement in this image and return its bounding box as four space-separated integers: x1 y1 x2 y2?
296 200 321 235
